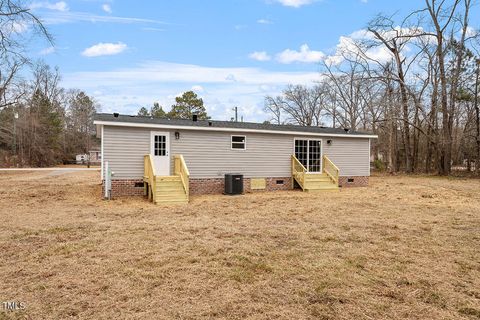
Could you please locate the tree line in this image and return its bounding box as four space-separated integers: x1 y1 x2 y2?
0 0 99 167
265 0 479 175
137 91 209 120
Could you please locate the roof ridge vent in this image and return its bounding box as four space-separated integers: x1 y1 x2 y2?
113 112 119 118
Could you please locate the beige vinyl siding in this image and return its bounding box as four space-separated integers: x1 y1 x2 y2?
322 137 370 176
103 126 151 179
102 125 371 179
171 130 292 178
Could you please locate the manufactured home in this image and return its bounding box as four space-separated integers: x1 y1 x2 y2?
94 113 377 204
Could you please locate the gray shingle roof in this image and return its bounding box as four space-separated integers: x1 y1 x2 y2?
94 113 375 137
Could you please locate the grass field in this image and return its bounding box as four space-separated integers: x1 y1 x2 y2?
0 171 479 319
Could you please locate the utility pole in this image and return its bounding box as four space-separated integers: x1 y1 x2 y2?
13 112 18 162
233 107 238 122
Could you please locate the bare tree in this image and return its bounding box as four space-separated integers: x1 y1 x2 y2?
0 0 53 110
264 85 325 126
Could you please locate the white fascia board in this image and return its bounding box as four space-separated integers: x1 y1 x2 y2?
93 120 379 139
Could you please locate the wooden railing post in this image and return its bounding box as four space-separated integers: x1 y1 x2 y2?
322 155 340 186
291 154 307 190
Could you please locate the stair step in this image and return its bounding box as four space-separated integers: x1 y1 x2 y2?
306 181 335 185
305 178 332 182
155 193 188 199
305 187 339 192
306 181 336 185
154 199 188 205
155 181 183 186
155 176 181 182
155 186 184 191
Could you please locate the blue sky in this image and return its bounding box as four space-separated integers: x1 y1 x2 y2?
29 0 477 122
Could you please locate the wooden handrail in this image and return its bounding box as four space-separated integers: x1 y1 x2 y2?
174 155 190 196
323 155 339 185
144 154 156 200
291 155 307 190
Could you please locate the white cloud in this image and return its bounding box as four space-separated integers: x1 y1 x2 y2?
142 27 165 32
62 60 322 121
257 19 273 24
234 24 247 30
38 11 168 25
191 85 204 92
248 51 271 61
225 74 237 82
102 4 112 14
30 1 69 11
64 61 320 86
276 44 325 64
81 42 127 57
361 0 368 3
11 21 29 33
324 27 431 66
39 46 55 55
466 26 478 38
275 0 315 8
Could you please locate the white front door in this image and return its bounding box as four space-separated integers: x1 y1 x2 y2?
150 131 170 176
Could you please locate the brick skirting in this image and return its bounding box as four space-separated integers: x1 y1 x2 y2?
103 179 145 198
190 177 293 195
104 176 367 198
338 176 369 187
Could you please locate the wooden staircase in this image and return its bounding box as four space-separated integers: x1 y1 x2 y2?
144 155 190 205
292 155 339 192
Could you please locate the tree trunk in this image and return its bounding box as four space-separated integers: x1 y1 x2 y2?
475 60 480 175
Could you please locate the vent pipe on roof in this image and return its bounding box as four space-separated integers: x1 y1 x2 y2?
192 114 198 122
113 113 119 118
344 128 350 133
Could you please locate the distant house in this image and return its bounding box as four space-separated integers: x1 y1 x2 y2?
75 151 101 165
89 150 101 164
94 113 377 204
75 154 88 164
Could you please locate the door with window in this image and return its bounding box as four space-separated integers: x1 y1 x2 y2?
294 139 323 173
150 132 170 176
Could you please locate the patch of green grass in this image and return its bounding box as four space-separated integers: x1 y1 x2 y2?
227 255 273 283
458 307 480 318
417 280 446 308
346 255 368 270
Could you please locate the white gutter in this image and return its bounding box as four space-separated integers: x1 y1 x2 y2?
93 120 379 139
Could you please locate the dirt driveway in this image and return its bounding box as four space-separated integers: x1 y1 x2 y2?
0 171 479 319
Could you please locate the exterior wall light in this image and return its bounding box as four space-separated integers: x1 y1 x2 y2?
175 131 180 140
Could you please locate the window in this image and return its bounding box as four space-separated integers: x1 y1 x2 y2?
154 135 166 156
231 135 246 150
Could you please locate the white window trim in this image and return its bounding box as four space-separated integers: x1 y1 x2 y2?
293 138 323 173
231 135 246 150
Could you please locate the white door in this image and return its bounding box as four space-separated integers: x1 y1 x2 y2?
150 131 170 176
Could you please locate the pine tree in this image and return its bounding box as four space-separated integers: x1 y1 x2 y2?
151 102 166 118
137 107 150 116
169 91 209 120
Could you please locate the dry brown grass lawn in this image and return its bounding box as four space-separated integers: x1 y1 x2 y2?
0 171 479 319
